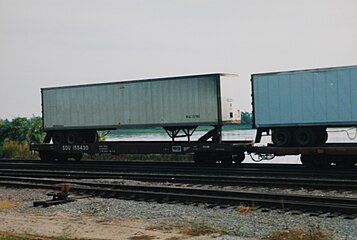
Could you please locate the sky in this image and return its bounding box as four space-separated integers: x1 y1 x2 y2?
0 0 357 119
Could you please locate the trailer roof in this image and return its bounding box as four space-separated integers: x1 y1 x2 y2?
42 73 238 90
251 65 357 77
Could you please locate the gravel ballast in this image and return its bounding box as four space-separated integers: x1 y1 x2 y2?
0 187 356 239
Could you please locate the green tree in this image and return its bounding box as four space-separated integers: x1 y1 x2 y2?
0 119 11 144
27 116 44 143
0 116 44 144
7 117 29 142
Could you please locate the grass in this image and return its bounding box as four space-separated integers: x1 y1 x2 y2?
147 220 228 237
236 204 257 213
0 200 19 210
0 232 81 240
0 140 38 160
0 232 50 240
263 226 333 240
181 221 228 236
128 235 156 240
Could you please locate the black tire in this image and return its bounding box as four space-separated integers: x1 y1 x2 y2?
272 128 292 147
52 131 65 144
293 128 317 147
65 131 81 144
316 129 328 144
83 131 98 143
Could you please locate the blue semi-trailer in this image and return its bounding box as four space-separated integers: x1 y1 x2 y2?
252 65 357 147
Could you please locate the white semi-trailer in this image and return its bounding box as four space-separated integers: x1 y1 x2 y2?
41 74 240 145
34 73 249 164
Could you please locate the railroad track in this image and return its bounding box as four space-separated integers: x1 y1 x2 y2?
0 167 357 191
0 160 356 180
1 176 357 218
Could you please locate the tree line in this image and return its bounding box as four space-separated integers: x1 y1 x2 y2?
0 116 44 145
0 116 44 158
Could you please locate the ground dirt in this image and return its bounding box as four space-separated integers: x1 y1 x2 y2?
0 199 248 240
0 210 190 240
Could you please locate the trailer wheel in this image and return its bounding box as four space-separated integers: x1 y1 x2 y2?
316 129 328 144
294 128 317 146
65 131 82 144
83 131 98 143
52 131 65 144
272 128 292 147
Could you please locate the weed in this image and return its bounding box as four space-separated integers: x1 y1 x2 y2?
146 223 176 231
164 237 182 240
148 220 229 237
263 225 333 240
236 204 256 213
0 200 18 210
0 232 45 240
181 221 228 236
128 235 156 240
1 140 38 159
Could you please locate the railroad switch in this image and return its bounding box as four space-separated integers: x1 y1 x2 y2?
47 183 71 200
33 183 74 207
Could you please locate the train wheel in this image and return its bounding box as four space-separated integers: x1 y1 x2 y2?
55 153 68 162
39 151 55 162
194 151 207 165
52 131 65 144
272 128 292 147
334 155 357 168
300 155 331 168
219 152 234 166
294 128 317 146
66 153 83 161
232 150 245 164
